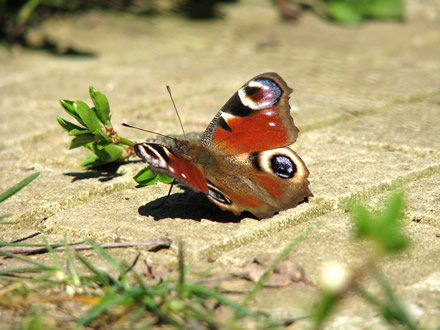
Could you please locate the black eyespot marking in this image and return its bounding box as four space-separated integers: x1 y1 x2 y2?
244 86 260 97
218 116 232 132
271 154 296 179
208 184 232 205
224 93 253 117
249 152 262 171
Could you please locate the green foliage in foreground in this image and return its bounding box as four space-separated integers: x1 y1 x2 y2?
0 229 315 328
312 191 415 328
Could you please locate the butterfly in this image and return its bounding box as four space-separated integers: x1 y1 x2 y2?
133 72 312 218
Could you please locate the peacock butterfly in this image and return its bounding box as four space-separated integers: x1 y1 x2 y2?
133 72 312 218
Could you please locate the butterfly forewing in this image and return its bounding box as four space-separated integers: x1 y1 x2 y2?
134 143 208 193
201 72 298 154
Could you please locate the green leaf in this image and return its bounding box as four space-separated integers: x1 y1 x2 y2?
89 86 112 126
133 166 159 186
80 154 104 168
364 0 404 20
80 149 122 168
60 99 85 126
94 130 113 145
0 172 40 203
158 173 175 184
89 143 123 164
134 167 174 186
327 0 363 24
57 116 90 136
74 101 101 132
69 134 96 149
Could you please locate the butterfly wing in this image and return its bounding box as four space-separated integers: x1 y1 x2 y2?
200 72 298 154
134 143 208 193
195 72 312 218
201 147 313 218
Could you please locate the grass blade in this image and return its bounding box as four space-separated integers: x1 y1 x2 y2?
42 237 63 270
86 240 128 288
189 284 261 320
0 267 54 276
76 252 113 286
0 250 56 271
143 295 180 327
0 172 40 203
373 270 417 329
63 234 81 286
78 293 133 325
240 222 320 308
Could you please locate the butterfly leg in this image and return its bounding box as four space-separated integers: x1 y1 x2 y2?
151 180 176 209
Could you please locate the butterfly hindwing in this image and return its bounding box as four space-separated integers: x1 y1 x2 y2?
201 147 312 218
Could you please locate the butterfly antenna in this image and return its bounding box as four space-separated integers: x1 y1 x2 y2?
166 85 186 139
121 123 176 141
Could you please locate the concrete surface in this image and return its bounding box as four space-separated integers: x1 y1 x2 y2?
1 0 439 328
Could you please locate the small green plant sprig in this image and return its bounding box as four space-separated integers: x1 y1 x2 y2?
312 191 415 328
57 87 132 168
57 87 173 186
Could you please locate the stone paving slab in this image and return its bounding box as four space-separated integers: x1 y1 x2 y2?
38 183 320 259
0 160 135 226
1 0 440 328
312 94 440 152
404 172 440 225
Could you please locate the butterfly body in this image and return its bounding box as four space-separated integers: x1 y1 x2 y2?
134 73 312 218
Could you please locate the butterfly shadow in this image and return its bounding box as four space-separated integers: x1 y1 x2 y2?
137 189 250 223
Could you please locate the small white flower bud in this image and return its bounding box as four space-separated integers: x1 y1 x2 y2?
320 261 350 293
